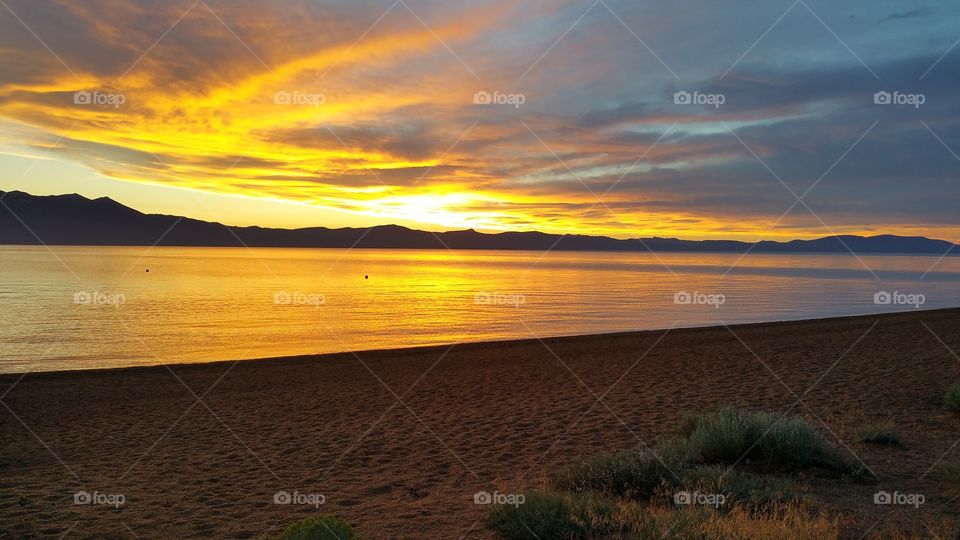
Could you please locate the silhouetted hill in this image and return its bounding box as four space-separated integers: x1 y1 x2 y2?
0 190 956 254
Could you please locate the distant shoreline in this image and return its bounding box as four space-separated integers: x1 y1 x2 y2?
2 190 957 254
0 243 956 257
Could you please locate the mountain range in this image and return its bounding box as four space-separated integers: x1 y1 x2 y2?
0 190 956 255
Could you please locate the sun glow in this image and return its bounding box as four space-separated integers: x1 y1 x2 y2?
346 192 508 231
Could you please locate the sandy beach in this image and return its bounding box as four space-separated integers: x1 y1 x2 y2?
2 308 959 538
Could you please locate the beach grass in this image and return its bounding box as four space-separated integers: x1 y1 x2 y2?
276 515 360 540
490 408 852 538
554 407 850 502
485 492 620 539
487 492 837 540
682 408 852 473
552 453 802 508
681 465 803 508
857 423 901 445
551 446 684 499
938 461 960 487
945 382 960 411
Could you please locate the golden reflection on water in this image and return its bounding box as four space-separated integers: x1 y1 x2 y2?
1 246 958 372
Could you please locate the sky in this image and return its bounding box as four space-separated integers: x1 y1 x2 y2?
0 0 958 241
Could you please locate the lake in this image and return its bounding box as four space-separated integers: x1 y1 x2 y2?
1 246 958 373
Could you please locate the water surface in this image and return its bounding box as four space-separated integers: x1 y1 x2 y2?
1 246 957 373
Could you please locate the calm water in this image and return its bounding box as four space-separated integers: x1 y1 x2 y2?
1 246 958 373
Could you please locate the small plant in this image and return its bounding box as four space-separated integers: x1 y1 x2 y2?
682 408 852 473
938 461 960 487
486 491 620 539
278 515 361 540
552 445 685 499
945 382 960 411
857 423 901 445
694 504 839 540
680 465 803 508
489 409 865 538
487 493 838 539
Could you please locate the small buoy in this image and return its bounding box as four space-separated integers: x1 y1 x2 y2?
145 269 150 273
365 275 368 279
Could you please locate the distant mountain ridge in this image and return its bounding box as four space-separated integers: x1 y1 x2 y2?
0 190 956 255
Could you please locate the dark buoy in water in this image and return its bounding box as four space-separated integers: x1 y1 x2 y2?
145 269 150 273
364 275 368 279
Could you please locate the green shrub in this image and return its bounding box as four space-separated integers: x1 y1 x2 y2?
680 465 803 508
945 382 960 411
691 504 839 539
682 408 851 472
552 446 684 499
550 452 800 511
487 493 838 539
486 492 620 539
678 412 701 438
278 515 361 540
938 462 960 487
857 424 901 445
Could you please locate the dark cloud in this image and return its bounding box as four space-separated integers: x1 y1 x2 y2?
269 123 442 162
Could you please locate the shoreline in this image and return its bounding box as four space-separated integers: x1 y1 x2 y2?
3 308 960 537
3 243 958 257
3 307 958 379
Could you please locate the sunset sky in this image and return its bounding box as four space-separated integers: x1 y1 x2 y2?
0 0 958 240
